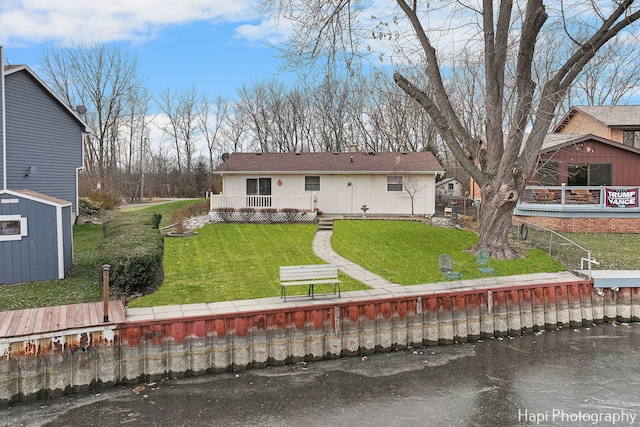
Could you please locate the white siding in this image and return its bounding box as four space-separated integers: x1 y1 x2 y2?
221 173 437 216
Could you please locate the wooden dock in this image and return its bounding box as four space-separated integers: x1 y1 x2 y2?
0 301 125 338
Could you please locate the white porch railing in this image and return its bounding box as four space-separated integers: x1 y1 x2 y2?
210 194 316 211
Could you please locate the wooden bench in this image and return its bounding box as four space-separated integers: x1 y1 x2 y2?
280 264 341 301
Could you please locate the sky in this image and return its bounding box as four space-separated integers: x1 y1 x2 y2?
0 1 296 102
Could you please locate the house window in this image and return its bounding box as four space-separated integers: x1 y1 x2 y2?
537 160 560 185
387 175 403 192
623 131 640 148
447 183 454 190
305 176 320 191
567 163 611 186
0 216 28 241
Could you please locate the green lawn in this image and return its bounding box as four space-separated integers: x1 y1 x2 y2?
128 223 369 307
3 198 629 311
331 220 565 285
0 223 104 311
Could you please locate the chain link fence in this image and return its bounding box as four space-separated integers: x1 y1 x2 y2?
511 218 596 277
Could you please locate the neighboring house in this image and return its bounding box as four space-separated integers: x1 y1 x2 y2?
532 106 640 186
435 177 463 198
2 64 86 214
553 105 640 148
534 133 640 186
516 106 640 233
1 49 87 284
213 151 444 217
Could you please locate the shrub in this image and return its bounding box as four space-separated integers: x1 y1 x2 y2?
217 207 235 222
79 197 102 217
170 209 189 235
185 200 210 217
83 189 122 210
98 213 164 295
238 207 256 222
263 208 277 223
282 208 299 223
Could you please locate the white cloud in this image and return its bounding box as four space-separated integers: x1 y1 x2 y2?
234 19 294 45
0 0 258 45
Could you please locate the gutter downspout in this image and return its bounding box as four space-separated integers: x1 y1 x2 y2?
1 45 6 190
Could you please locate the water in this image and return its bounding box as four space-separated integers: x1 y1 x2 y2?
2 323 639 427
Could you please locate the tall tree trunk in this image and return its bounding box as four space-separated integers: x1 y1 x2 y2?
477 181 520 259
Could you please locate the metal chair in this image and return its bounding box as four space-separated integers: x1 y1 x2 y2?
476 249 497 280
438 254 462 282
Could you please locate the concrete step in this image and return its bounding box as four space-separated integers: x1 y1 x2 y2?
317 218 334 231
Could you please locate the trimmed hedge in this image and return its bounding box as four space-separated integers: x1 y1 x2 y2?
98 212 164 294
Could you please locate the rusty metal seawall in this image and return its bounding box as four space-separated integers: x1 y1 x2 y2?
1 279 636 406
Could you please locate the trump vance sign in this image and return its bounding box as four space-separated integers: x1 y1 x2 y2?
605 188 638 208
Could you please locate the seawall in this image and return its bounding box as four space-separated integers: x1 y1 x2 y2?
1 279 635 405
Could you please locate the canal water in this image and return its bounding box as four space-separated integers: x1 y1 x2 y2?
2 322 639 427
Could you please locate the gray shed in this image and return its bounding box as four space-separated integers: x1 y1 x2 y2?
0 189 73 285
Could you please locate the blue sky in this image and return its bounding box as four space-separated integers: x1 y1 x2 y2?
0 1 296 101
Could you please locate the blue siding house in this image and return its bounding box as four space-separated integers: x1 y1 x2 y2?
1 47 87 284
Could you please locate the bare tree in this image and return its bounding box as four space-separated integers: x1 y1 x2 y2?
40 43 145 180
567 35 640 106
198 95 230 173
237 82 274 152
262 0 640 258
155 85 200 179
120 87 152 201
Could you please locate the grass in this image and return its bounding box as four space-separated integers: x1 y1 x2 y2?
120 198 208 228
129 223 369 307
1 197 634 311
0 223 104 311
563 233 640 270
331 220 564 284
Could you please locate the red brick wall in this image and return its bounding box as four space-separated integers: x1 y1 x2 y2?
514 215 640 233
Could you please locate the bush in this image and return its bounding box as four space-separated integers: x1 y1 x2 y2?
79 197 102 217
170 209 189 234
217 207 235 222
185 200 210 217
282 208 299 223
98 213 164 295
83 189 122 210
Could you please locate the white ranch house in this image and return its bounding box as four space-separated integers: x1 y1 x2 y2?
212 151 444 221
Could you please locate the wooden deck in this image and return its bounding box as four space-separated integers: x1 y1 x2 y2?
0 300 126 338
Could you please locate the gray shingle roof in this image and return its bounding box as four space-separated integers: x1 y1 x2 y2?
215 151 444 174
555 105 640 130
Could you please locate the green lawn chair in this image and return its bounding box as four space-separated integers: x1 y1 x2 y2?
476 249 497 280
438 254 462 282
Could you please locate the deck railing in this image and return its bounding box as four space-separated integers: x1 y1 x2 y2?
518 185 640 209
210 194 316 211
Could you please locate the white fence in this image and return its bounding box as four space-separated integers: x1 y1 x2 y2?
210 194 316 211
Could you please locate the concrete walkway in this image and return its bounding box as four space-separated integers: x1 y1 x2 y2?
312 229 405 292
125 226 585 323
